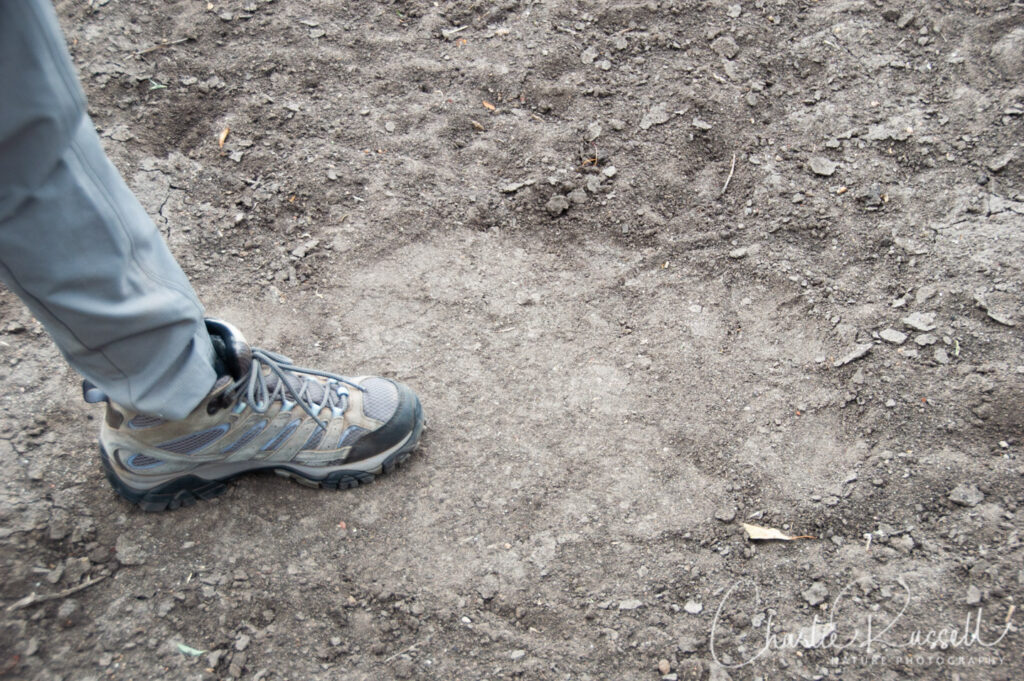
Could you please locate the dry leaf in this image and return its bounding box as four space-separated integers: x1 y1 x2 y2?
482 100 496 111
742 523 815 542
218 126 230 148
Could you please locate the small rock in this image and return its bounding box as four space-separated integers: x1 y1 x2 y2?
597 59 612 71
692 118 712 131
833 343 872 367
949 483 984 507
683 600 703 615
384 121 396 133
56 599 80 628
966 585 983 605
915 333 937 346
677 634 701 653
115 533 147 566
726 4 742 18
879 328 907 345
934 347 950 365
609 118 625 131
602 165 618 178
510 649 526 660
902 311 937 331
986 153 1013 174
619 598 643 611
586 122 602 141
640 103 672 130
567 188 588 205
581 46 598 64
803 582 829 606
545 195 570 216
235 634 251 652
710 35 739 59
728 247 748 259
659 659 671 675
916 285 938 304
808 156 837 177
990 27 1024 80
714 507 736 523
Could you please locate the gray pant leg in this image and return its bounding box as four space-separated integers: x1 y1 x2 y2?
0 0 216 420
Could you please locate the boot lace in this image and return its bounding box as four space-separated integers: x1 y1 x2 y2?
232 348 365 431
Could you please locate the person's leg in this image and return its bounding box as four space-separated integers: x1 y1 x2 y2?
0 0 216 419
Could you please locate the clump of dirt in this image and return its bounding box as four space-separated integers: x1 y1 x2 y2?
2 1 1022 680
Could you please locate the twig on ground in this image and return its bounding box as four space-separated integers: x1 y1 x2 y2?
136 37 190 57
718 153 737 198
5 575 107 613
384 634 434 663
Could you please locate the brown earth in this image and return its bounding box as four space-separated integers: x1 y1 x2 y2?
2 1 1024 680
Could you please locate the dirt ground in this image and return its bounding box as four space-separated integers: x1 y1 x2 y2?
2 0 1024 679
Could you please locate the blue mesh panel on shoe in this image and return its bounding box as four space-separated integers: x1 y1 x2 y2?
221 420 267 454
262 419 301 451
128 414 166 429
127 452 163 469
361 378 398 421
338 425 368 448
302 427 325 451
157 424 230 454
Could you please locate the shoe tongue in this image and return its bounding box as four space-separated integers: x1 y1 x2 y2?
206 319 253 380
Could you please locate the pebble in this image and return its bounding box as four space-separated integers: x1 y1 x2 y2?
833 343 872 367
808 157 837 177
235 634 251 652
728 247 748 259
714 507 736 522
986 153 1013 173
659 659 671 675
966 585 983 605
711 35 739 59
586 122 602 141
568 188 588 205
602 165 618 178
934 347 950 364
948 483 984 507
792 192 805 203
692 118 713 131
510 649 527 660
879 328 907 345
915 333 937 346
115 533 148 566
545 195 570 216
683 600 703 614
609 118 626 131
990 27 1024 79
581 46 598 64
619 598 643 610
384 121 396 133
726 4 742 18
802 581 828 606
640 103 671 130
677 634 700 653
902 311 937 331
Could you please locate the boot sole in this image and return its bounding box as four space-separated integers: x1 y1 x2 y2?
100 402 425 512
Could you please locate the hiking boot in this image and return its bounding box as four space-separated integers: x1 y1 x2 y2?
83 319 424 511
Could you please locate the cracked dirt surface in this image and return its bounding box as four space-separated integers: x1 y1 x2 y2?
2 1 1024 680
